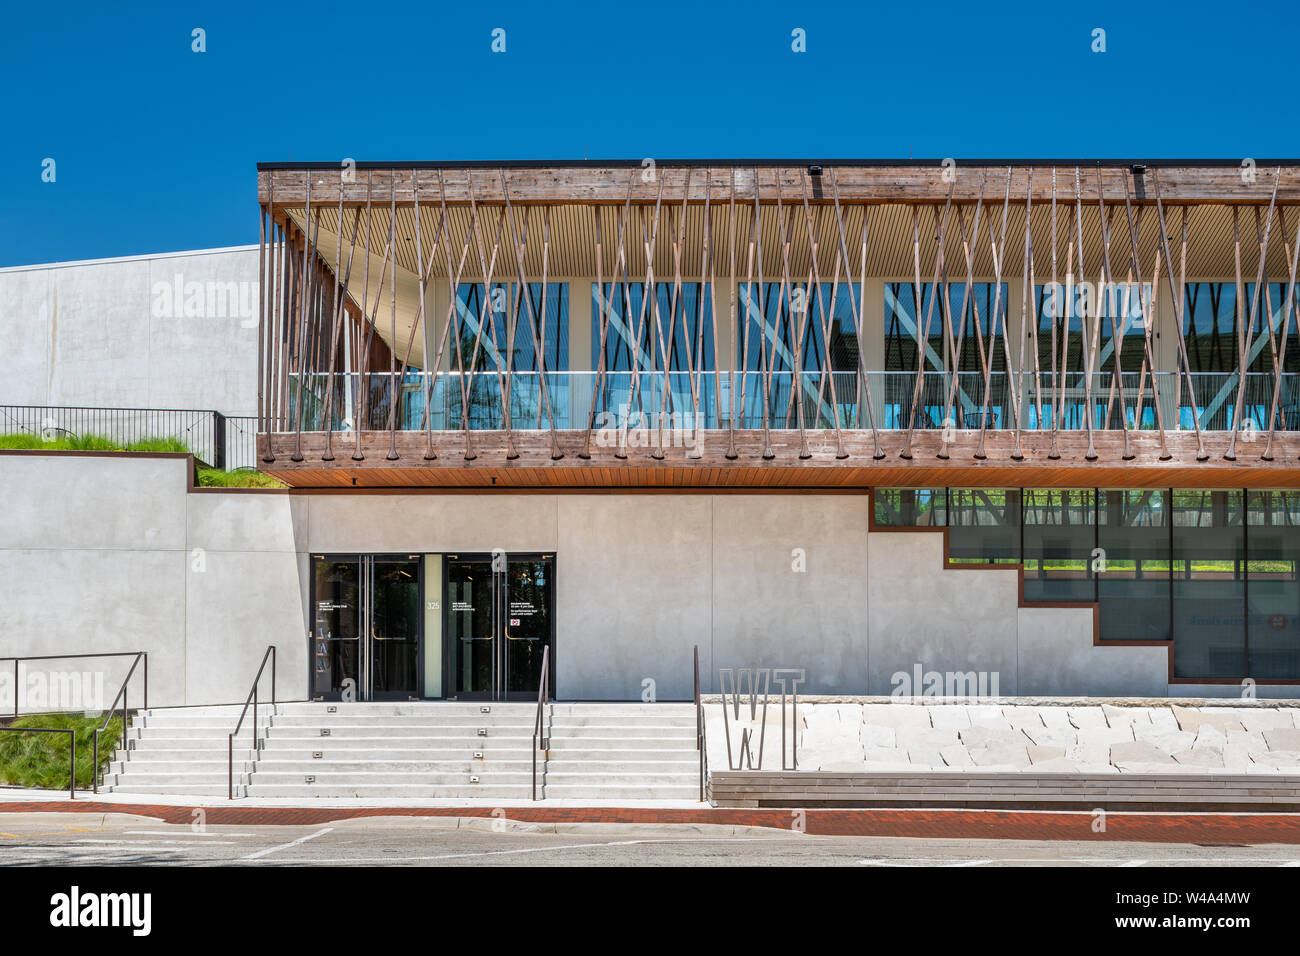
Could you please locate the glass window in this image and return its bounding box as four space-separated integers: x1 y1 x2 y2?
1247 491 1300 679
1022 489 1096 602
1098 490 1170 642
873 488 946 527
1171 491 1246 678
947 489 1021 564
455 282 569 372
592 282 714 372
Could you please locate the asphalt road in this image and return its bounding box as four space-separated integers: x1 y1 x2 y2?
1 814 1299 866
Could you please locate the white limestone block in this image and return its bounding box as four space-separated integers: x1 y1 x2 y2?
897 727 959 750
863 746 906 763
1147 707 1180 731
907 748 945 768
1173 748 1223 768
959 726 1027 749
861 703 933 729
1038 709 1075 730
1262 728 1300 752
939 743 973 767
965 705 1012 729
926 706 971 729
1021 727 1078 749
1222 744 1251 772
1001 707 1045 730
1110 741 1177 765
1075 726 1136 747
1226 729 1266 751
1236 708 1295 732
1066 744 1112 766
860 724 896 749
1067 707 1109 729
1255 750 1300 768
1027 745 1067 764
1172 706 1242 734
1192 725 1227 751
1102 704 1151 728
802 703 859 733
968 744 1031 768
1131 724 1195 752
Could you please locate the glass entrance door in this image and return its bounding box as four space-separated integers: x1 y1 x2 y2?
445 553 555 700
312 556 361 700
368 555 421 699
311 554 422 701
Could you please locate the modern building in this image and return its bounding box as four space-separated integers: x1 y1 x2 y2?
5 160 1300 708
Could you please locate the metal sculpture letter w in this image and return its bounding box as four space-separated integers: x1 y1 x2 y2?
718 667 805 770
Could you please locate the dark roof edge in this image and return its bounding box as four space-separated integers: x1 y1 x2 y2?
256 158 1300 171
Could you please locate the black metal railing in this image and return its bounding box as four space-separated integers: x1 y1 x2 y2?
531 644 551 802
693 645 707 803
0 405 257 470
228 646 277 800
91 652 148 794
0 727 76 798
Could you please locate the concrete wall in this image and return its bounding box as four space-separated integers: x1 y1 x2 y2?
0 454 306 709
290 490 1170 700
0 246 259 415
1 453 1195 706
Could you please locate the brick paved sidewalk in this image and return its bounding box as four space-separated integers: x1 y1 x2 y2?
1 800 1298 844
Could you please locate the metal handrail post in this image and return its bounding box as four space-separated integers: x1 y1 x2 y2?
227 645 277 801
531 645 551 802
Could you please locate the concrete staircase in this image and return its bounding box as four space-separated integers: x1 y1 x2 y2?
104 702 700 801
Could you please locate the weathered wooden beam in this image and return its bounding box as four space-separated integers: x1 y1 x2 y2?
259 165 1300 207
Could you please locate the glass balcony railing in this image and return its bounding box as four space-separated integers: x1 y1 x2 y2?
277 370 1300 434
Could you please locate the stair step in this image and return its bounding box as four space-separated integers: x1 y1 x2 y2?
112 703 705 800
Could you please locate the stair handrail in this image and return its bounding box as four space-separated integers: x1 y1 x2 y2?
531 644 551 801
227 645 277 800
89 651 148 795
1 651 148 718
694 644 707 802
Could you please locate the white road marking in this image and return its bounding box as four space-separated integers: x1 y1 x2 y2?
74 839 233 847
241 827 334 861
126 830 255 838
256 836 804 865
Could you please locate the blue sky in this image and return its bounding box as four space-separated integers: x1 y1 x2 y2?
2 0 1297 266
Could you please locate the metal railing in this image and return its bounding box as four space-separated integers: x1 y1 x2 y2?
228 646 276 800
0 651 147 719
0 727 76 798
693 645 708 803
0 404 257 469
280 370 1300 435
91 652 148 794
531 644 551 802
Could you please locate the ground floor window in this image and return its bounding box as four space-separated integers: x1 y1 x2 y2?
874 487 1300 680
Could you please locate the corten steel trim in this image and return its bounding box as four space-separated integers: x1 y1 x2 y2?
865 487 1300 686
